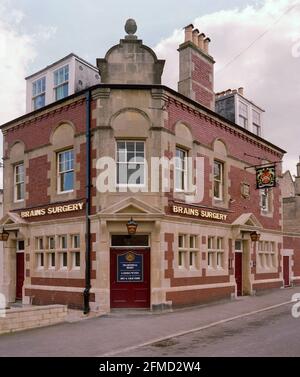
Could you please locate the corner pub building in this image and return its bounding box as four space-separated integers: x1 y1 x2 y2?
0 20 297 313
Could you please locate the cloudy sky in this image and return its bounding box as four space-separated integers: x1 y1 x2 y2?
0 0 300 184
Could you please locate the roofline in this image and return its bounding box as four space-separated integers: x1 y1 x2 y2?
25 53 98 80
215 92 265 112
0 83 286 154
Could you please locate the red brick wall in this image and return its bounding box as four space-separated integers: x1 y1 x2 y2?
167 286 234 307
166 99 282 165
31 277 85 287
191 53 214 108
25 288 95 310
4 99 86 155
252 281 282 291
27 155 50 207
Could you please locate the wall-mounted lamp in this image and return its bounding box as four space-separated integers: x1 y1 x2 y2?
126 218 138 235
0 229 9 242
250 231 261 242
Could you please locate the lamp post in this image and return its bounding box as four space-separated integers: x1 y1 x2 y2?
126 218 138 235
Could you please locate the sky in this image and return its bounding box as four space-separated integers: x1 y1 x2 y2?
0 0 300 184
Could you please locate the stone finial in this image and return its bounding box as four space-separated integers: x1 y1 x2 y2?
125 18 138 39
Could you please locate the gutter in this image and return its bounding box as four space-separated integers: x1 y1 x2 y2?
83 89 91 314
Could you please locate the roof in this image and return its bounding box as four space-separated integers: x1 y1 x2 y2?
0 83 286 155
25 53 98 80
215 91 265 112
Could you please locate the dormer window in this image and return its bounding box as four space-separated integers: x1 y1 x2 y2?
54 65 69 101
238 101 248 129
252 110 261 136
32 77 46 110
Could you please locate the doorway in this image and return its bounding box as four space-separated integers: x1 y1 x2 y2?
110 235 150 309
283 256 290 287
16 240 25 300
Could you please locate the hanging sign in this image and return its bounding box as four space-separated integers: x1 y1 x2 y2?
256 165 276 189
117 252 143 282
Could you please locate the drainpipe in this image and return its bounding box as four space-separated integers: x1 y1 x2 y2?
83 89 91 314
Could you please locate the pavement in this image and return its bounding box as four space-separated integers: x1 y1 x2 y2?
0 286 299 357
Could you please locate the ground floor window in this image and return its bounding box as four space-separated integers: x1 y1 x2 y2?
257 241 277 269
178 234 200 270
207 236 225 269
34 234 81 271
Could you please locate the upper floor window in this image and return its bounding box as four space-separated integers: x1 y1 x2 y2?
238 101 248 129
57 149 74 193
54 65 69 101
260 188 272 214
14 163 25 202
214 160 224 201
252 110 261 136
116 141 145 186
32 77 46 110
175 148 187 192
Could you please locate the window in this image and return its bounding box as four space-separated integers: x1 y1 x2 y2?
178 250 185 267
32 77 46 110
72 252 81 269
238 102 248 129
48 252 55 269
252 110 261 136
258 241 277 269
48 236 55 250
59 252 68 269
14 163 25 202
178 234 199 269
72 234 80 249
59 235 68 249
58 149 74 193
207 236 214 268
214 161 224 201
175 148 187 191
36 253 44 269
54 65 69 100
116 141 145 186
208 236 225 269
260 189 272 213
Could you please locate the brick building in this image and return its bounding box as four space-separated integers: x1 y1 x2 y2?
0 20 296 313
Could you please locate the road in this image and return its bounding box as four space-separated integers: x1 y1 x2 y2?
0 288 299 357
119 304 300 357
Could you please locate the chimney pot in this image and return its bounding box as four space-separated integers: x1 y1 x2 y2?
198 33 205 50
225 89 232 95
192 29 200 45
238 87 244 96
203 37 211 53
184 24 194 42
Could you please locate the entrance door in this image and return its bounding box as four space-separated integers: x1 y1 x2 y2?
283 256 290 287
110 248 150 308
235 252 243 296
16 252 24 300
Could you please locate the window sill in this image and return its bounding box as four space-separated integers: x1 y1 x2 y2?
57 190 74 195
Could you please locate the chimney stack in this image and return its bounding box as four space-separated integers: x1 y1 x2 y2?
178 25 215 110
